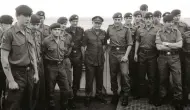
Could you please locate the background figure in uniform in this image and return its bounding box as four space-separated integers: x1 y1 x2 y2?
156 14 183 110
123 12 138 97
133 11 145 29
65 15 84 100
0 15 13 110
134 12 159 105
140 4 148 19
171 9 190 105
30 14 46 110
106 12 132 106
42 23 70 110
36 11 50 40
153 10 163 28
57 17 76 109
0 5 39 110
82 16 107 107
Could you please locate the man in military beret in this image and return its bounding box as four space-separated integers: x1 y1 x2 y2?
156 14 183 109
57 16 77 109
153 10 163 28
140 4 148 18
0 14 13 110
171 9 190 105
36 11 50 40
65 14 84 101
82 16 107 107
123 12 139 97
42 23 70 110
1 5 39 110
106 12 132 106
133 11 145 29
30 14 46 110
134 12 160 105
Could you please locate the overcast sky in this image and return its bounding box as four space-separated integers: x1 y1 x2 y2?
0 0 189 18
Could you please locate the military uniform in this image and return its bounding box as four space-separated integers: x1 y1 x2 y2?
156 27 183 103
1 23 35 110
43 23 70 110
106 13 133 106
65 15 84 96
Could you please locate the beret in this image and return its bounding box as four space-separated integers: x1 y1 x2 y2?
124 13 132 18
113 12 122 18
153 10 162 17
140 4 148 11
57 17 68 24
30 14 40 24
50 23 61 30
144 12 153 19
162 12 170 17
15 5 33 16
171 9 181 16
133 11 142 17
36 11 45 17
163 14 174 23
0 15 13 24
69 14 79 21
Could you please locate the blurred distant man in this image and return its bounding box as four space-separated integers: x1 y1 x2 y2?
65 15 84 101
30 14 46 110
57 17 76 109
0 15 13 110
36 11 50 40
153 10 163 28
140 4 148 18
133 11 144 29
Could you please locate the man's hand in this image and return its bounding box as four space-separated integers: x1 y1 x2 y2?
134 54 138 62
162 42 169 46
33 73 39 84
121 55 129 62
9 81 19 90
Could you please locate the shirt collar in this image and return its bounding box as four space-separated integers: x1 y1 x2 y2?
14 23 30 34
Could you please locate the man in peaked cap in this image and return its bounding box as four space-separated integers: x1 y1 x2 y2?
36 11 50 40
30 14 46 110
153 10 163 28
156 14 183 109
134 12 160 105
0 14 13 110
171 9 190 105
140 4 148 18
1 5 39 110
43 23 70 110
65 14 85 102
106 12 133 106
82 16 107 107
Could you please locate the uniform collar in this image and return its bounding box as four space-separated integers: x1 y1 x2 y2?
144 24 155 30
123 23 132 28
49 34 64 41
163 27 174 33
14 23 30 34
112 24 123 30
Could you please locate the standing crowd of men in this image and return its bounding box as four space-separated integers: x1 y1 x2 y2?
0 3 190 110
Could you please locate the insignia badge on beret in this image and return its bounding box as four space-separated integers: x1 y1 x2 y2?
75 16 78 19
118 15 121 17
40 13 44 16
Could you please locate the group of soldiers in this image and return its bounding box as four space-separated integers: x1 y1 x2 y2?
0 3 190 110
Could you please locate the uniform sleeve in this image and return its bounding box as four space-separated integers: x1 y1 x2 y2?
82 31 88 47
135 29 141 42
42 39 47 55
176 29 182 42
0 30 12 51
125 28 133 46
155 31 162 44
104 28 110 45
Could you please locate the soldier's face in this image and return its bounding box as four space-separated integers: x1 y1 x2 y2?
113 18 122 26
31 23 40 30
135 15 142 23
92 21 102 29
124 17 132 24
17 15 31 27
141 10 148 17
145 18 153 25
153 17 161 23
70 20 78 27
164 21 173 29
39 16 45 24
51 28 61 37
60 23 67 30
1 24 12 31
173 14 181 22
